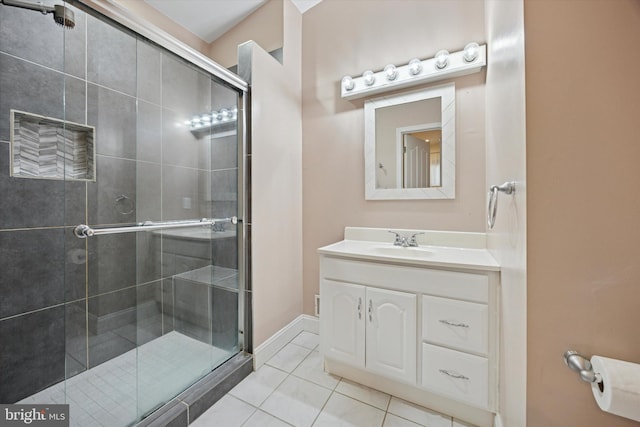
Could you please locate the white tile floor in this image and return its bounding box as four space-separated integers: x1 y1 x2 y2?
192 331 463 427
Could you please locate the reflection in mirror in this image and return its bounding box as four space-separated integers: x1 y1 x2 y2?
365 83 455 200
375 98 442 189
401 128 442 188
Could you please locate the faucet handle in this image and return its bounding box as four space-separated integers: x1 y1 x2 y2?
408 232 425 247
387 230 403 246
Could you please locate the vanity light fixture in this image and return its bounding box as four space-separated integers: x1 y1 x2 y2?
362 70 376 86
384 64 398 81
187 106 238 131
340 43 486 100
463 42 480 63
408 58 423 75
462 42 480 62
434 50 450 69
342 75 355 91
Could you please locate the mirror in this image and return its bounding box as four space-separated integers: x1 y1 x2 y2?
364 83 455 200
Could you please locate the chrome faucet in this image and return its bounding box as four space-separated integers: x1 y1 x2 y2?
388 231 424 247
408 232 424 247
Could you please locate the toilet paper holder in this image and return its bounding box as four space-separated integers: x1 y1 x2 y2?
564 350 603 386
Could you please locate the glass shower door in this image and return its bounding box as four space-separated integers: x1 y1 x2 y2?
1 1 242 425
133 44 241 419
60 10 241 425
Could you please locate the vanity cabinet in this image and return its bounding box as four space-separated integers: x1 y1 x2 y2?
322 279 416 383
319 254 498 415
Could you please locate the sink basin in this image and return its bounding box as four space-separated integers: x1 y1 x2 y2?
371 246 433 259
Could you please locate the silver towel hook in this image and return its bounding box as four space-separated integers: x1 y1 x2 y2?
487 181 516 229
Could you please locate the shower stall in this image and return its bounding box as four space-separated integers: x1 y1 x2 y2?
0 1 250 425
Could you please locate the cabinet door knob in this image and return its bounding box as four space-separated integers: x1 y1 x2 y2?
358 297 362 320
439 319 470 328
368 299 373 322
439 369 470 381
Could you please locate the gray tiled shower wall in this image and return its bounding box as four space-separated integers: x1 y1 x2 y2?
0 2 240 404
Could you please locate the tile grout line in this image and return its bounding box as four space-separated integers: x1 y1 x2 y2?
198 331 444 427
380 392 392 427
231 337 319 426
259 332 403 427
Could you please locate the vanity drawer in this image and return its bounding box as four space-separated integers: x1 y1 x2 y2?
422 295 488 355
321 257 488 303
421 343 488 409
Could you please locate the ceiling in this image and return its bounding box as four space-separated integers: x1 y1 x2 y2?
144 0 322 44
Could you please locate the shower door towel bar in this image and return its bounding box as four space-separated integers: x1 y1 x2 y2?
73 217 238 239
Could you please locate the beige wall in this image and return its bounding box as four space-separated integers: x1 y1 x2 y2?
240 0 303 348
301 0 486 315
208 0 284 68
526 1 640 426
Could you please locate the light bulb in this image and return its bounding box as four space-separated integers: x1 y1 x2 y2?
191 117 200 126
463 42 480 62
434 49 449 69
220 108 230 120
362 70 375 86
408 58 422 75
384 64 398 81
201 114 211 123
341 75 355 91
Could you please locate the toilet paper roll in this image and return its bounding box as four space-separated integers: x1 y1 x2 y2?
591 356 640 422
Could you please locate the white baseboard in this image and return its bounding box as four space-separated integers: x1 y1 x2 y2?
302 314 319 334
253 314 319 369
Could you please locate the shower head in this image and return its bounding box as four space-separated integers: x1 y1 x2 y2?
0 0 75 29
53 4 75 29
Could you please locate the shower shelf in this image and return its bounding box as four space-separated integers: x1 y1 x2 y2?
10 110 96 181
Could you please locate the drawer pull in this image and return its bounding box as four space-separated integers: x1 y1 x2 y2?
439 369 469 381
358 297 362 320
439 319 470 328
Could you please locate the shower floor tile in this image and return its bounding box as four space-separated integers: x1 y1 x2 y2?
19 331 232 427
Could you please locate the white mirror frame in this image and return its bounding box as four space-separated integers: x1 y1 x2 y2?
364 83 455 200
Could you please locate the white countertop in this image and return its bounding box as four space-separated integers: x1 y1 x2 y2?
318 227 499 272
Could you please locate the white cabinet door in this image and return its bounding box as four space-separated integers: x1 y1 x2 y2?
320 279 365 367
366 287 417 383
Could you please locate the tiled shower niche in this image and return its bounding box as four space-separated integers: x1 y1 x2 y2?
10 110 95 181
